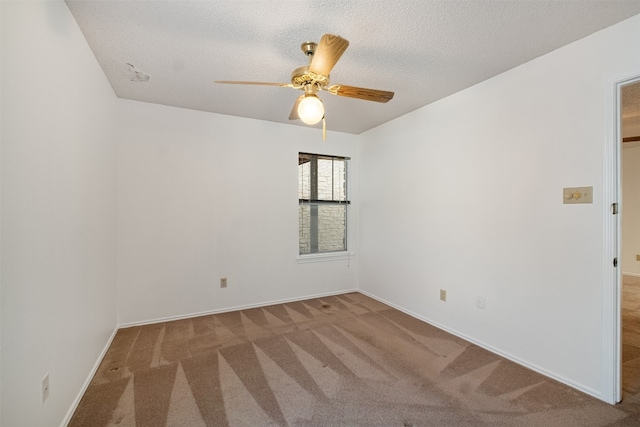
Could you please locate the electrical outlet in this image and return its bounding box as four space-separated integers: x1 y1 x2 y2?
440 289 446 302
42 373 50 404
220 277 227 288
476 296 485 309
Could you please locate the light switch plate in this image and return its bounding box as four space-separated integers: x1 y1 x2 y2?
563 186 593 204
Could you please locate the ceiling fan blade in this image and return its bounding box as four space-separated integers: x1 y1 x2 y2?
327 84 394 103
215 80 293 87
309 34 349 77
289 96 303 120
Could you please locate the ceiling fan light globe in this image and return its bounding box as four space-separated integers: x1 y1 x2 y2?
298 95 324 125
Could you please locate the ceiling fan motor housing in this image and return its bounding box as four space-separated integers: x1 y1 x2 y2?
291 65 329 90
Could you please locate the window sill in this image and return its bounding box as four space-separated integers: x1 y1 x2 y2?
297 251 354 264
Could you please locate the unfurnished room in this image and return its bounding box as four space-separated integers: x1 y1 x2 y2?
2 1 640 426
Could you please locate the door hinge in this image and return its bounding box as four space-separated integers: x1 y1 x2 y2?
614 258 618 267
612 203 618 214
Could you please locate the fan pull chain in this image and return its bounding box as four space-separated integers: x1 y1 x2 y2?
322 117 326 141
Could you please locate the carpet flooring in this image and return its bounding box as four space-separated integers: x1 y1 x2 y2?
622 275 640 400
70 290 640 426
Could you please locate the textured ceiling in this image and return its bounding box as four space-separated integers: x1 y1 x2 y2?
623 83 640 121
65 0 640 135
623 82 640 139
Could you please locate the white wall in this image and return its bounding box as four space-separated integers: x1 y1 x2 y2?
1 1 117 426
116 100 359 325
0 1 4 422
623 103 640 139
622 143 640 275
359 14 640 400
624 118 640 140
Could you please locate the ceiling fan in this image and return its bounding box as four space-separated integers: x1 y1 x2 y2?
215 34 394 138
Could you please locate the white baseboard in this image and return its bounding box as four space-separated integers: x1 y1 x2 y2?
117 288 360 329
60 326 119 427
623 271 640 278
357 289 603 403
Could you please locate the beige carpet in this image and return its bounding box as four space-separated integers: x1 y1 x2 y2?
70 291 640 426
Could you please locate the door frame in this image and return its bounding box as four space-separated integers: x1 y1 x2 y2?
603 71 640 405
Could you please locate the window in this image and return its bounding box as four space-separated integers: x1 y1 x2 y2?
298 153 350 255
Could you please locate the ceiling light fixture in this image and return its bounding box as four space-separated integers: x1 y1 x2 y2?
298 94 324 125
